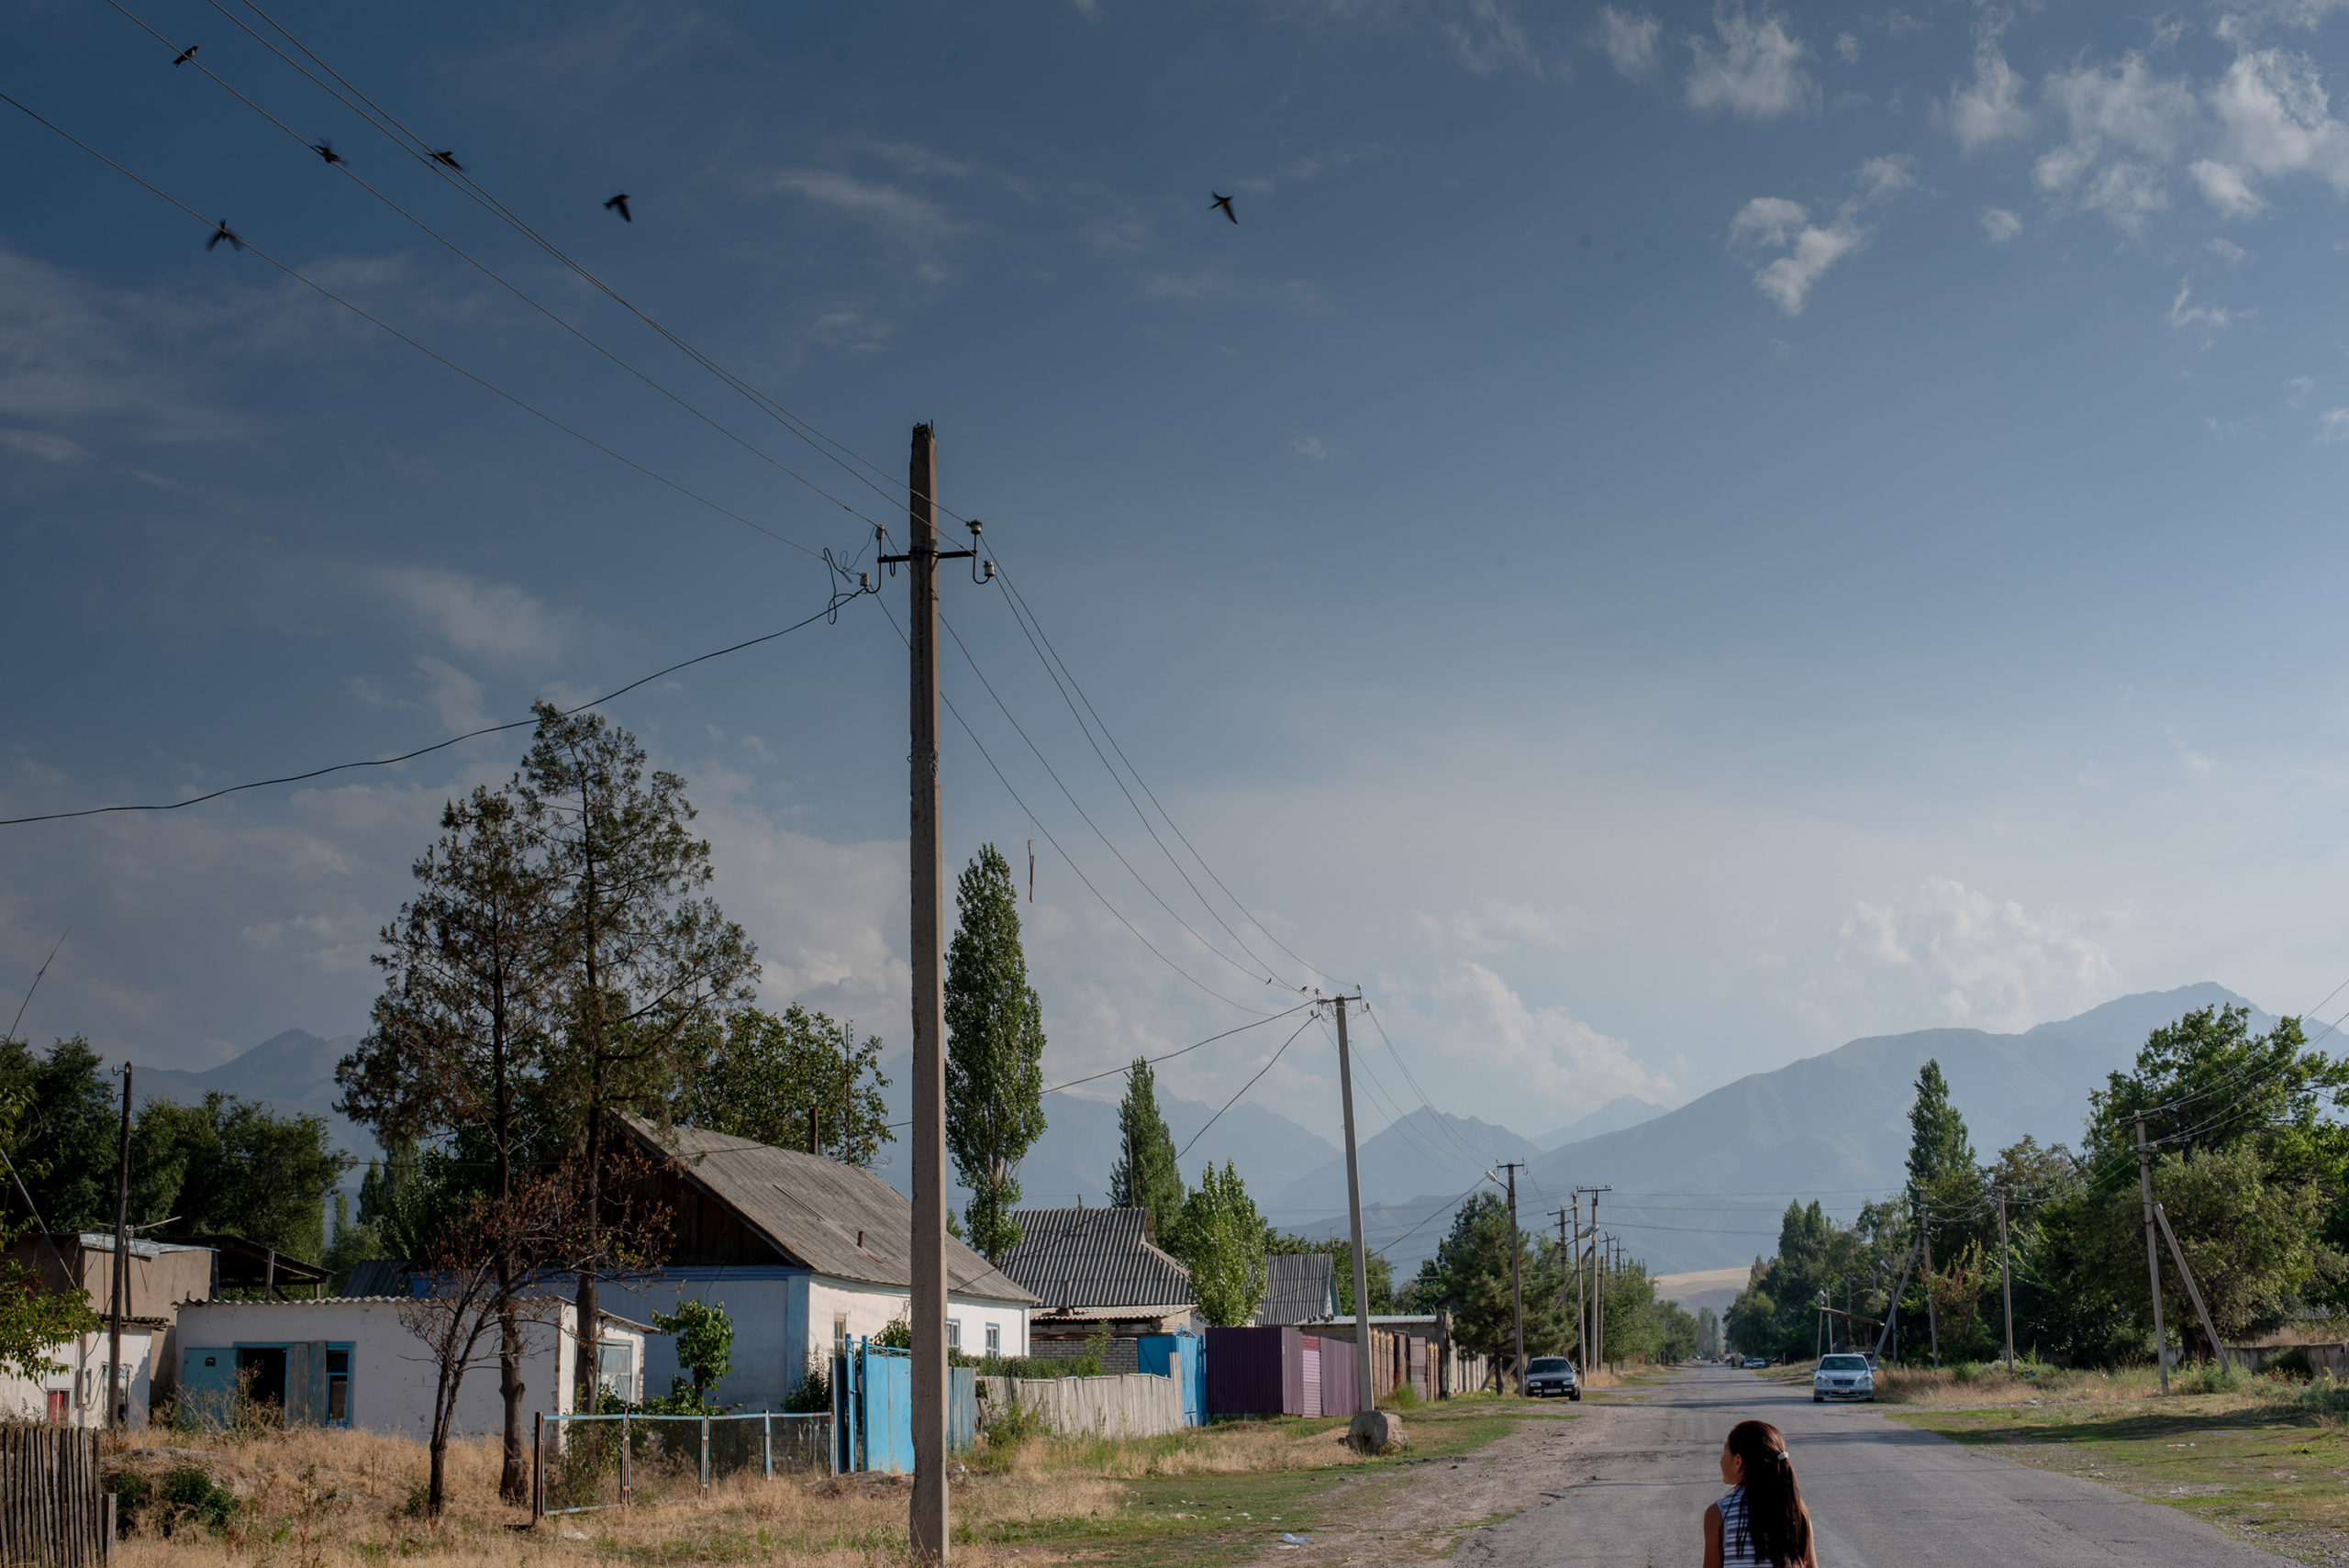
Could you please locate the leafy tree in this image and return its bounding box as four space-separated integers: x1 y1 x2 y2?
320 1140 463 1288
518 703 756 1411
1907 1059 1976 1190
0 1085 102 1381
1176 1161 1267 1326
1108 1058 1184 1244
1406 1192 1568 1378
337 783 558 1500
1696 1306 1720 1359
2084 1006 2349 1183
943 844 1047 1260
0 1035 117 1231
651 1298 735 1409
132 1093 348 1262
678 1006 892 1164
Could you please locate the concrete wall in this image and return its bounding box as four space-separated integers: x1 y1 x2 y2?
173 1297 642 1440
0 1327 158 1428
977 1372 1184 1440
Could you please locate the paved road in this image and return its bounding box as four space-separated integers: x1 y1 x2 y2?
1463 1364 2280 1567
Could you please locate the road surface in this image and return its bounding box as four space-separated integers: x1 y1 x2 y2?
1463 1363 2280 1567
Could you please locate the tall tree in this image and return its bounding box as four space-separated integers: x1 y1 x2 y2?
677 1006 893 1164
0 1086 102 1382
1405 1192 1570 1373
337 784 557 1500
1906 1059 1976 1191
1176 1161 1268 1326
1108 1059 1184 1243
0 1035 117 1231
130 1094 348 1261
517 704 756 1411
943 844 1047 1260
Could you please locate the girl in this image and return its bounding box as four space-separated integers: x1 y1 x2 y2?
1703 1419 1817 1567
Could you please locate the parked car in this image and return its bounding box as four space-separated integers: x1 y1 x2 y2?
1742 1355 1769 1369
1525 1356 1580 1400
1812 1352 1875 1402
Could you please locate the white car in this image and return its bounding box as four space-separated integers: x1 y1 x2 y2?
1812 1352 1874 1402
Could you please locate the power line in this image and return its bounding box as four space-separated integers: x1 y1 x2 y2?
1176 1015 1319 1161
1037 1004 1316 1096
1 586 873 827
0 88 834 563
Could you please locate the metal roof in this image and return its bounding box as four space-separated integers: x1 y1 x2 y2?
621 1116 1038 1305
340 1260 410 1299
1256 1253 1339 1325
997 1207 1194 1311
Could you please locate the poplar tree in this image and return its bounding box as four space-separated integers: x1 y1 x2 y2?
1906 1059 1976 1192
943 844 1047 1260
1176 1161 1267 1327
1108 1058 1184 1242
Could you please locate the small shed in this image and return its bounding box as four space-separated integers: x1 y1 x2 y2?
1204 1326 1303 1418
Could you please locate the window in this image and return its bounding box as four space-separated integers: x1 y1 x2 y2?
985 1324 1001 1357
833 1312 849 1351
947 1318 962 1352
596 1342 635 1400
327 1347 351 1424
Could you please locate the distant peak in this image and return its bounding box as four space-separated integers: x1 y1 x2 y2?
2030 984 2274 1044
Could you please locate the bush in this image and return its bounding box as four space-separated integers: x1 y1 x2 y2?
157 1466 238 1533
977 1391 1048 1469
784 1356 831 1415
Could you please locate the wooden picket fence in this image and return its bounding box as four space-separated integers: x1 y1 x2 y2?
0 1426 112 1567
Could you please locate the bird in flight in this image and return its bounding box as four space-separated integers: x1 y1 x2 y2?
431 150 463 171
605 193 632 222
206 220 242 252
1211 192 1237 224
311 140 343 166
172 44 198 65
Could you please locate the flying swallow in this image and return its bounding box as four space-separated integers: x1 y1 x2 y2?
431 150 463 171
312 140 343 165
604 193 632 222
206 220 242 252
1210 192 1236 224
173 44 199 65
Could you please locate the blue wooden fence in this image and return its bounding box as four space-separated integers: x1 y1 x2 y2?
832 1340 977 1472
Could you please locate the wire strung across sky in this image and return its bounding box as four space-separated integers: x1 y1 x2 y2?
0 587 874 827
1175 1014 1320 1161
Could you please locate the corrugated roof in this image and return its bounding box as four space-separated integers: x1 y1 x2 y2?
340 1260 410 1299
997 1207 1193 1311
621 1116 1037 1305
1257 1253 1339 1325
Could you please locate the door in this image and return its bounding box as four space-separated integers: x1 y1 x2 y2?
861 1347 914 1473
182 1347 238 1426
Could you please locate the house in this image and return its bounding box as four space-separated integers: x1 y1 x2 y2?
594 1116 1037 1408
1255 1253 1339 1326
173 1296 646 1436
998 1207 1194 1372
0 1231 215 1428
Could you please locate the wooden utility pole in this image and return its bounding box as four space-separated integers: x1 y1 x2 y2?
2137 1114 2167 1395
1327 994 1375 1414
1996 1186 2016 1373
1498 1162 1526 1394
109 1062 132 1429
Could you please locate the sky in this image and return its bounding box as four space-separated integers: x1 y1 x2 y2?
8 0 2349 1162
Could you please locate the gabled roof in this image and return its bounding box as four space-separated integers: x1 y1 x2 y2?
620 1116 1037 1305
1258 1252 1339 1325
998 1207 1193 1311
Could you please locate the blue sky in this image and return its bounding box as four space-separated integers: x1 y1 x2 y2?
9 0 2349 1154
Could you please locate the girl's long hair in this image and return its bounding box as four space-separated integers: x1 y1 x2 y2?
1726 1419 1811 1566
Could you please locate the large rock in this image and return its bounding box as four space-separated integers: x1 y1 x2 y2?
1348 1409 1406 1454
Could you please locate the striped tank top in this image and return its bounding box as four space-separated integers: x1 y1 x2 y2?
1718 1485 1766 1566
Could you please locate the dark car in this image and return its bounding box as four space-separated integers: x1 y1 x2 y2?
1525 1355 1581 1400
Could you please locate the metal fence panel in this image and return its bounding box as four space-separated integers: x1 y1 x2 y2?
538 1412 832 1517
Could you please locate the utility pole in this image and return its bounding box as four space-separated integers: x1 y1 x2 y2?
883 423 985 1564
1569 1195 1584 1367
1996 1185 2016 1373
2137 1113 2167 1395
109 1062 132 1429
1576 1186 1609 1374
1917 1194 1940 1367
1325 993 1375 1418
1550 1207 1571 1362
1499 1162 1526 1395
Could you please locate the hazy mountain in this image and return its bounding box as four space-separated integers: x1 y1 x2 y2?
1534 1095 1666 1151
1287 984 2267 1280
136 1029 381 1171
1268 1107 1540 1222
873 1051 1340 1217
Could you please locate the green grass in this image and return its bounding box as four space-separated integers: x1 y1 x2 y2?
1891 1393 2349 1562
981 1396 1586 1568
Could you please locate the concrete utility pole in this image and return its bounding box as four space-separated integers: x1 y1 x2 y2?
1996 1186 2016 1373
1499 1162 1526 1394
1917 1194 1941 1367
2137 1114 2167 1396
1575 1186 1609 1373
109 1062 132 1429
1550 1207 1571 1359
1325 993 1375 1418
883 423 985 1563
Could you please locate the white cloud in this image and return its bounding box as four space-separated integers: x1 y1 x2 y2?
1433 962 1673 1107
1293 436 1330 461
1684 5 1817 119
1946 31 2033 152
1839 877 2117 1033
1727 158 1910 316
2034 54 2199 232
2206 49 2349 199
2166 727 2218 778
2209 236 2250 263
1981 206 2023 241
375 567 565 663
0 428 90 463
1441 0 1540 74
2192 158 2268 215
1835 31 1860 66
2319 406 2349 441
407 656 493 735
1593 6 1662 79
2166 277 2236 331
1418 899 1594 952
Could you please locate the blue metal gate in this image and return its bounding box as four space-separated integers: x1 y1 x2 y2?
1136 1330 1205 1425
832 1342 978 1471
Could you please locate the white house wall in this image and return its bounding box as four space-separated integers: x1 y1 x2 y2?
0 1327 155 1428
